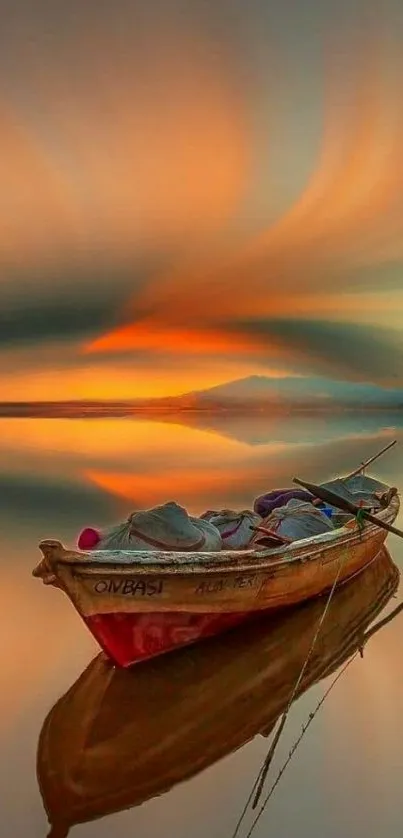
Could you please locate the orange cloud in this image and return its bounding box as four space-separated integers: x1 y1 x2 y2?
0 16 251 273
86 25 403 361
85 320 264 356
0 99 85 268
255 46 402 261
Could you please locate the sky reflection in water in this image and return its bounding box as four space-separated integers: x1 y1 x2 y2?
1 412 403 838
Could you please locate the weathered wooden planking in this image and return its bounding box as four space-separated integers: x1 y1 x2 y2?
33 495 399 619
55 528 388 616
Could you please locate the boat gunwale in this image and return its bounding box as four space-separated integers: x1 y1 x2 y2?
43 495 399 579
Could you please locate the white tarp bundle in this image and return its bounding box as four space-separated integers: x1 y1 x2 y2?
254 498 334 543
320 474 385 509
93 501 222 552
200 509 261 549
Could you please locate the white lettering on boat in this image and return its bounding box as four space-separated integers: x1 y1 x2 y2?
195 575 257 595
93 578 164 596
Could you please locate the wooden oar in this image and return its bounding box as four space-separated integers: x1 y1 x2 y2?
293 477 403 539
346 439 397 479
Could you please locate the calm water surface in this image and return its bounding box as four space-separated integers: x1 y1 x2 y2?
1 412 403 838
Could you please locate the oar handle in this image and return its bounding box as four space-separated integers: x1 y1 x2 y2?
359 510 403 539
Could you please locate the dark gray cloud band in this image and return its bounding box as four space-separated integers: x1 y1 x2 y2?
228 317 403 385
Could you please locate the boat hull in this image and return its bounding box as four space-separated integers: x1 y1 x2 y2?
33 494 400 666
84 611 249 667
83 535 388 666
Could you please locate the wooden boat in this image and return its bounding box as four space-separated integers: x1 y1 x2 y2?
37 548 399 837
32 475 399 667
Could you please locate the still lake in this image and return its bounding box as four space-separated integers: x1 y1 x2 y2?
1 411 403 838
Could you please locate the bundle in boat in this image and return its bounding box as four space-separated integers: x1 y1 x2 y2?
199 508 261 548
251 498 334 545
78 501 222 551
37 549 399 837
32 471 400 667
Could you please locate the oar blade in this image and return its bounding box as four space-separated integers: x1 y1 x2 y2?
293 477 403 540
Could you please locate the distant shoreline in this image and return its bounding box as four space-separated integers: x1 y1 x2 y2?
0 402 402 419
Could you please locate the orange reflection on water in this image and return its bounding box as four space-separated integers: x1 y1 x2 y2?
84 463 272 511
0 559 97 734
0 417 240 463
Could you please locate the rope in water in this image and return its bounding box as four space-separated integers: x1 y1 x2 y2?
231 548 349 838
231 500 395 838
231 502 374 838
237 589 403 838
241 651 359 838
252 548 349 807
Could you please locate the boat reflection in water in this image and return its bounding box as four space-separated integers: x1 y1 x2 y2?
37 548 400 837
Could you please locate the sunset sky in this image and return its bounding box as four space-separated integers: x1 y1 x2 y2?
2 0 403 400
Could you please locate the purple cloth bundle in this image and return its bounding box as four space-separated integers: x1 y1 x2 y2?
254 488 315 518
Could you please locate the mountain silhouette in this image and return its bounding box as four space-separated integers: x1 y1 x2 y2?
169 375 403 408
0 375 402 418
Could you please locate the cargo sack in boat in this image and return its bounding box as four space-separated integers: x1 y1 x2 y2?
252 498 334 544
199 509 261 549
254 488 315 517
79 501 222 552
